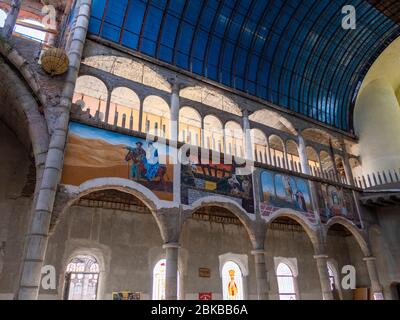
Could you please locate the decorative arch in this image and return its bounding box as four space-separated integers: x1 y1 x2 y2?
73 75 108 119
267 209 320 251
203 114 223 151
179 106 202 145
142 95 170 138
109 87 140 130
325 216 370 256
286 140 300 172
224 121 244 157
52 178 177 242
268 134 285 168
188 196 256 245
251 128 268 164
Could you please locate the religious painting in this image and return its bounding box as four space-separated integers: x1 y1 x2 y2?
199 292 212 300
222 261 243 300
259 170 315 222
315 183 360 226
61 122 174 200
181 153 254 213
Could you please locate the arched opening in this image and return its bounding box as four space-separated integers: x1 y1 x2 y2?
306 146 321 177
222 261 244 300
224 121 244 157
142 96 170 138
249 109 296 135
268 135 286 169
0 9 6 28
334 155 347 183
152 259 166 300
203 115 223 152
179 107 202 146
45 188 165 300
73 76 108 119
180 205 254 300
326 223 370 300
64 255 100 300
251 129 268 164
276 262 297 300
286 140 300 172
266 216 319 300
109 87 140 130
302 128 342 151
320 151 335 180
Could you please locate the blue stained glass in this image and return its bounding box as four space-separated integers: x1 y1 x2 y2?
89 0 400 132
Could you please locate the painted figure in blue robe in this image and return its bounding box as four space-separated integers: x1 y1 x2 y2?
145 142 159 181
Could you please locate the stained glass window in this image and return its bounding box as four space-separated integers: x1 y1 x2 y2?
222 261 244 300
276 262 296 300
64 255 100 300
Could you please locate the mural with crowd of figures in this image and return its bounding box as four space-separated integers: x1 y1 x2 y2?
259 170 315 223
61 122 174 200
315 183 361 227
259 169 361 227
181 153 254 213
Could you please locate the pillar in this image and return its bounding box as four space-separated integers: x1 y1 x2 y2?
298 133 311 175
163 243 180 300
170 81 180 142
282 143 289 169
104 89 112 124
340 140 354 185
201 117 205 148
242 109 253 161
313 255 334 300
2 0 22 40
363 257 383 299
138 97 144 132
17 0 92 300
252 250 269 300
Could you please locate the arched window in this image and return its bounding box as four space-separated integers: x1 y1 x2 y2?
64 255 100 300
327 264 335 290
222 261 244 300
276 263 297 300
0 9 6 28
152 259 166 300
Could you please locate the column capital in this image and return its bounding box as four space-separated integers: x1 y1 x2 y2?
363 256 376 262
168 77 189 93
313 254 329 260
251 249 266 255
163 242 181 249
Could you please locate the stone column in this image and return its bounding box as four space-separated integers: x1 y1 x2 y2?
314 255 333 300
17 0 92 300
282 143 289 169
298 133 311 175
201 117 205 148
2 0 22 40
163 243 180 300
138 97 144 133
252 250 269 300
340 140 354 185
170 81 180 142
242 109 253 161
363 257 383 299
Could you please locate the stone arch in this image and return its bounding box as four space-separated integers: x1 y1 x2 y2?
109 87 140 129
266 209 320 252
306 146 320 175
142 95 170 138
52 177 174 242
0 55 49 181
224 121 244 157
251 128 268 164
188 196 256 244
325 216 370 256
302 128 341 150
203 114 223 151
73 75 108 118
286 139 300 172
268 134 285 168
179 106 202 145
249 109 297 135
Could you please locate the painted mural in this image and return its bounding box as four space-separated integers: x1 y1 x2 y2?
61 122 174 200
259 170 315 222
315 183 360 226
181 154 254 213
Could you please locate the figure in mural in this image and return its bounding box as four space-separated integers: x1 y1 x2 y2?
227 270 239 300
295 191 307 211
283 175 294 202
125 141 146 179
145 142 160 181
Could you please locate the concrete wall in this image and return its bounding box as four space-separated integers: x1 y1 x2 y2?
0 121 32 299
